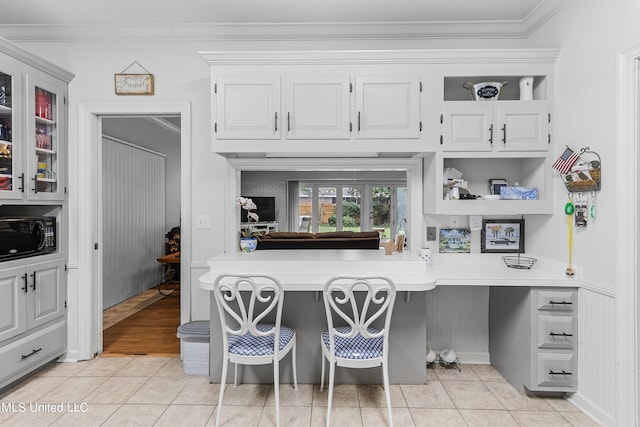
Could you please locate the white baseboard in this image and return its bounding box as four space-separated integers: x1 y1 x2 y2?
569 392 615 427
457 352 491 365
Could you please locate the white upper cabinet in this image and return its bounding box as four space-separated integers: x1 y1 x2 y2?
496 102 549 152
0 57 70 202
355 76 421 139
215 77 281 140
212 72 421 147
442 101 549 152
442 103 493 152
284 77 351 140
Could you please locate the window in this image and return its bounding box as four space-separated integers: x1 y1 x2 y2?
299 182 406 240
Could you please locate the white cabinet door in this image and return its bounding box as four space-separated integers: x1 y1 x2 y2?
442 103 493 152
26 259 65 330
355 76 421 139
26 72 68 201
497 103 549 152
0 60 25 200
215 77 281 140
284 77 351 140
443 102 549 152
0 266 28 342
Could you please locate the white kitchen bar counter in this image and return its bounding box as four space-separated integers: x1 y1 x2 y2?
199 249 437 291
199 249 577 385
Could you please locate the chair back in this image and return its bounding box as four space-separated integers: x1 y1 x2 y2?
323 276 396 356
213 274 285 357
299 216 311 232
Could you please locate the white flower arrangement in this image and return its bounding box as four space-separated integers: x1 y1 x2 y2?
237 196 262 239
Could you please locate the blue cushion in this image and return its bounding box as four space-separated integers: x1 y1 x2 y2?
228 323 295 357
322 325 384 359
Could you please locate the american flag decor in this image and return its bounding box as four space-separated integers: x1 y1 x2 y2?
552 147 580 174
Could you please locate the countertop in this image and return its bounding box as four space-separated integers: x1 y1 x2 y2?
199 250 578 291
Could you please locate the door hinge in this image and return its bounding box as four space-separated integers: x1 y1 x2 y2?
548 134 551 144
94 243 98 250
349 83 352 93
349 122 353 132
214 83 217 94
440 114 443 124
419 121 422 132
65 300 67 309
419 82 423 92
65 264 68 271
64 97 66 105
214 123 217 133
548 113 551 123
440 135 443 145
64 186 67 194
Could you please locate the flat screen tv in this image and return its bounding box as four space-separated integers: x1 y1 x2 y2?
240 196 276 223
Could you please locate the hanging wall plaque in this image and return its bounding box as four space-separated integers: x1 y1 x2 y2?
114 61 154 95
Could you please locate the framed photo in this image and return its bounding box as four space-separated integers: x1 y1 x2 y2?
114 73 154 95
481 219 525 253
489 178 507 195
439 228 471 253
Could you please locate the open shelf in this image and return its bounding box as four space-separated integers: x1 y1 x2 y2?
444 75 547 101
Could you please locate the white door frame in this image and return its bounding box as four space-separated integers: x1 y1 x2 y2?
76 102 191 358
616 45 639 426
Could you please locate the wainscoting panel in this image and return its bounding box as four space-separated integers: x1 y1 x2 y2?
570 287 616 425
102 136 166 309
426 286 490 363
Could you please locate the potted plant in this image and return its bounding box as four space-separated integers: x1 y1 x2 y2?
237 196 262 252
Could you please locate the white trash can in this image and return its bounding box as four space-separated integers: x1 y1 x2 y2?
177 321 210 376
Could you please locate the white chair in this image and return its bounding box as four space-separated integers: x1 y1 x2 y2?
320 276 397 427
212 274 297 427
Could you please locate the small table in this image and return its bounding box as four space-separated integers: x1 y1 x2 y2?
157 251 180 295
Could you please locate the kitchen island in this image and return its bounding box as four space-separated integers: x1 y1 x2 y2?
199 249 437 384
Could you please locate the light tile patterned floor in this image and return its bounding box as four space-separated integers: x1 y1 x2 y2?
0 357 600 426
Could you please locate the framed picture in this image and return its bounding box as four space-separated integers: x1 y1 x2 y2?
439 228 471 253
489 178 507 195
481 219 525 253
114 73 154 95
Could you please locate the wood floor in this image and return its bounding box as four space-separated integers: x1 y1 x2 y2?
102 286 181 356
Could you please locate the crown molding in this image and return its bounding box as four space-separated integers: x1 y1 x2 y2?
200 49 560 66
0 1 570 43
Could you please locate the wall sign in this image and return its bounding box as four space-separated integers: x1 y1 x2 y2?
114 61 154 95
114 73 154 95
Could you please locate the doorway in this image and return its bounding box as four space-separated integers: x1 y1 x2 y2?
616 46 640 425
75 102 191 360
99 116 180 355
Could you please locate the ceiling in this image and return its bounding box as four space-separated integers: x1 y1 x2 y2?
0 0 569 41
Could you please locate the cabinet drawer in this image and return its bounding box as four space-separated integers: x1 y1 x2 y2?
536 353 576 388
537 315 575 349
0 320 66 385
537 290 575 312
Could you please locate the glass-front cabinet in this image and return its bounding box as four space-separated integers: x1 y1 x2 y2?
0 66 67 202
0 66 23 199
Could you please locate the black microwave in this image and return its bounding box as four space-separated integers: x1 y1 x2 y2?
0 217 57 261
